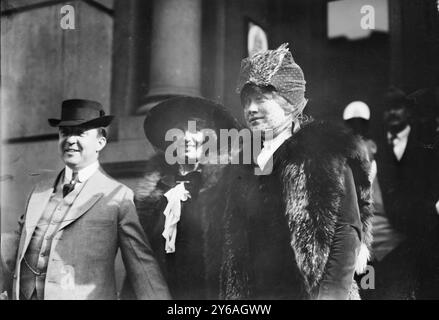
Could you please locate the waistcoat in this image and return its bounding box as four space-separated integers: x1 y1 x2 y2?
20 176 85 299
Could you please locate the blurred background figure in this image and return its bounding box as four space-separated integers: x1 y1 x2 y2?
343 100 377 161
343 102 381 246
343 102 382 250
370 87 439 299
343 100 401 299
407 86 439 155
406 86 439 299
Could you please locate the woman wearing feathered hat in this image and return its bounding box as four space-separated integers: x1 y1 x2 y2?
219 44 374 300
126 96 242 300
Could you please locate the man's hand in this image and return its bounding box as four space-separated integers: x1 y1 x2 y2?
0 291 8 300
435 199 439 215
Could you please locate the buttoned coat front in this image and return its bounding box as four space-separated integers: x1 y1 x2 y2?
7 167 170 300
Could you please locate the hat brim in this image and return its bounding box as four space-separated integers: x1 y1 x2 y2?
144 96 242 151
48 115 114 128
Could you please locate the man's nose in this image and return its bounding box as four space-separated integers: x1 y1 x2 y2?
65 135 78 144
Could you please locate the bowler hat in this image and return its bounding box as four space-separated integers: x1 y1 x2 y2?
384 87 411 110
48 99 114 127
144 96 242 151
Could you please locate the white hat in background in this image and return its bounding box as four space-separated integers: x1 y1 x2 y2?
343 101 370 120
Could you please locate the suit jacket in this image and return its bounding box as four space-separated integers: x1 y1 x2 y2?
371 126 439 299
7 167 170 300
376 126 439 239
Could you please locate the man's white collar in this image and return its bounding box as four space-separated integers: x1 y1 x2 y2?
387 125 411 141
64 161 99 183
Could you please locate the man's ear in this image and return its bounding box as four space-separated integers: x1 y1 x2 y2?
97 136 107 152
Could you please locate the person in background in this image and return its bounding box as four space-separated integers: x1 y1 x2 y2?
343 101 377 162
373 87 439 299
406 86 439 299
407 86 439 149
343 100 406 299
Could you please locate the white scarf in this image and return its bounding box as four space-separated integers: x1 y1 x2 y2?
162 182 191 253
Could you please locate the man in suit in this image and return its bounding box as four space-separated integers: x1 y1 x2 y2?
405 86 439 299
377 88 438 241
373 88 439 299
2 99 171 300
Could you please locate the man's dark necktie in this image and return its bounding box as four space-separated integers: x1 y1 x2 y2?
63 171 78 197
388 132 397 145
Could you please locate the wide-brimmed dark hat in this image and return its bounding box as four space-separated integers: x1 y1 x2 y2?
48 99 114 127
144 96 242 151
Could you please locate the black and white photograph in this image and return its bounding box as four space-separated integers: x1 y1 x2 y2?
1 0 439 306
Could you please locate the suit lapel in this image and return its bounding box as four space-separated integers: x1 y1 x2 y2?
399 129 417 163
57 168 105 231
21 171 63 260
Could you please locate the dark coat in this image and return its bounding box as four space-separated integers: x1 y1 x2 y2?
134 154 230 299
375 125 439 239
374 125 439 299
219 121 373 300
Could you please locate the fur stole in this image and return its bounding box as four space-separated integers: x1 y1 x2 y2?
221 120 373 300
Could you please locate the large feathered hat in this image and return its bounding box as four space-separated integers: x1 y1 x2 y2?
236 43 306 110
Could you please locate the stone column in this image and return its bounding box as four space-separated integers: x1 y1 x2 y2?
137 0 202 113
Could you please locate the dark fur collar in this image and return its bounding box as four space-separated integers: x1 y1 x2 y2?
135 152 228 202
220 120 373 300
281 120 372 297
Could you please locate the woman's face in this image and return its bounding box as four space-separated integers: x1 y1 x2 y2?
173 118 219 165
241 88 290 132
183 130 205 162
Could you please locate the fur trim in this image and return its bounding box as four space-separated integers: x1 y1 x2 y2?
134 152 230 299
355 243 370 275
135 153 229 238
278 120 373 297
220 120 373 300
135 153 228 204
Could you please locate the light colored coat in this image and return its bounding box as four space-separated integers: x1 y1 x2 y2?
7 167 170 300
